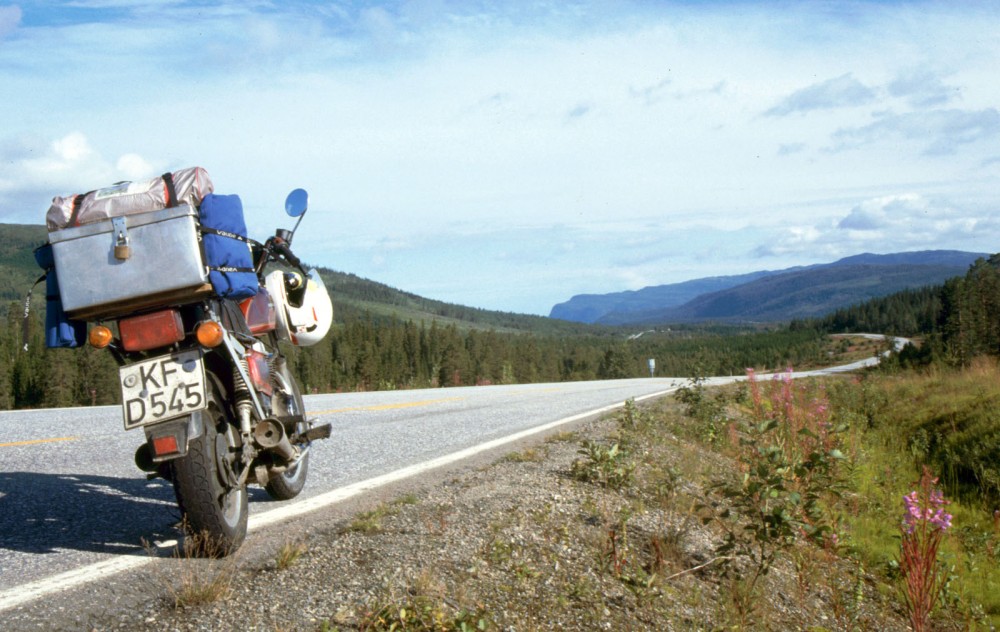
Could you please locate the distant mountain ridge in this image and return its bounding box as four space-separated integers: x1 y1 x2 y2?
550 251 989 325
548 270 781 323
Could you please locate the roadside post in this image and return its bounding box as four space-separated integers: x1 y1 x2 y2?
648 358 656 378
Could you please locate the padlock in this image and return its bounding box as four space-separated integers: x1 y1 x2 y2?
111 216 131 261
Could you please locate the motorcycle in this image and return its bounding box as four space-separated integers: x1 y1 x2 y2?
82 188 333 555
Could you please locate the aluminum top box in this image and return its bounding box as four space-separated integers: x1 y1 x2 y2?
48 205 211 319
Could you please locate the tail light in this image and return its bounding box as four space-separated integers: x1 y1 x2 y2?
119 309 185 352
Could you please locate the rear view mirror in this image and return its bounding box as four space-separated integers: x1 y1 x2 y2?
285 189 308 217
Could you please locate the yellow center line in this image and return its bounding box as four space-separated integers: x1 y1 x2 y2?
311 396 464 416
0 436 79 448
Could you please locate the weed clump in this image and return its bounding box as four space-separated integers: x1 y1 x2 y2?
570 440 635 490
275 539 308 570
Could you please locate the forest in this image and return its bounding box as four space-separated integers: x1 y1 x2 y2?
1 251 998 410
818 254 1000 367
0 298 831 409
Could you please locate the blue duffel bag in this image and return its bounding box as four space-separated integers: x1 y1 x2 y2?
199 193 258 300
32 243 87 348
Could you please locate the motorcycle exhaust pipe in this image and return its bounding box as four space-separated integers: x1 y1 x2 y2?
253 418 296 462
135 442 156 472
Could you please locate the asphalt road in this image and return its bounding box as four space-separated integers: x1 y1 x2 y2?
0 337 903 616
0 377 689 610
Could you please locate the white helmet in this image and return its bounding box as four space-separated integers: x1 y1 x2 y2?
265 268 332 346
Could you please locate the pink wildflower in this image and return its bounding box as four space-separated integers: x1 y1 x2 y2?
898 468 952 632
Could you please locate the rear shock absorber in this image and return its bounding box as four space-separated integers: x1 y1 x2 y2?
233 359 254 436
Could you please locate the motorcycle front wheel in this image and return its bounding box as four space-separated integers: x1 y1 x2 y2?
264 450 309 500
170 385 248 556
264 360 310 501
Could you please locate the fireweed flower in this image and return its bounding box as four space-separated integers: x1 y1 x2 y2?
898 468 952 632
901 485 952 534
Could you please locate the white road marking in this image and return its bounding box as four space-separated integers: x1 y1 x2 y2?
0 388 675 613
0 556 152 613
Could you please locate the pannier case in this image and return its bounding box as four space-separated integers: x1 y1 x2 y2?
48 204 211 319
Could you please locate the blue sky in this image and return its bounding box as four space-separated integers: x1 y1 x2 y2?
1 1 998 315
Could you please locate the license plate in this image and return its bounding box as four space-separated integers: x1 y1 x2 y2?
120 349 206 429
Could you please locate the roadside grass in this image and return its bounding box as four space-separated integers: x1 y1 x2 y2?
322 362 1000 630
274 538 309 570
353 568 492 632
727 363 1000 628
872 358 1000 505
167 560 235 610
832 362 1000 626
544 430 577 444
145 532 240 610
343 495 421 535
500 446 546 463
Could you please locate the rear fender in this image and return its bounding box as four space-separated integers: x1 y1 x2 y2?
142 410 205 463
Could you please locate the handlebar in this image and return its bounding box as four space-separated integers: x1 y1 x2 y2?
273 240 303 271
254 233 306 277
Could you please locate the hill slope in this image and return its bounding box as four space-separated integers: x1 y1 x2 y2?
314 267 599 335
0 223 49 307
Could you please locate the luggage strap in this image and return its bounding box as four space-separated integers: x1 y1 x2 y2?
198 225 259 274
162 171 178 207
199 225 253 244
67 194 86 228
212 265 255 273
21 272 47 352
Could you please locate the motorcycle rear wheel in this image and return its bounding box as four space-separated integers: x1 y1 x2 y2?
171 386 248 556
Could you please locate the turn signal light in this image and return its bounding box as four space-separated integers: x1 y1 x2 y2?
196 320 225 348
88 326 113 349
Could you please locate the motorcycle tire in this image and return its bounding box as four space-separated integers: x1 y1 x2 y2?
264 450 309 500
264 364 309 500
170 385 248 556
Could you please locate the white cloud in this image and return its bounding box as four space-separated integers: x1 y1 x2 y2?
765 74 877 116
830 108 1000 155
837 194 927 231
51 132 95 164
759 193 998 261
116 153 154 179
888 68 959 108
629 77 672 105
777 142 806 156
0 132 160 223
